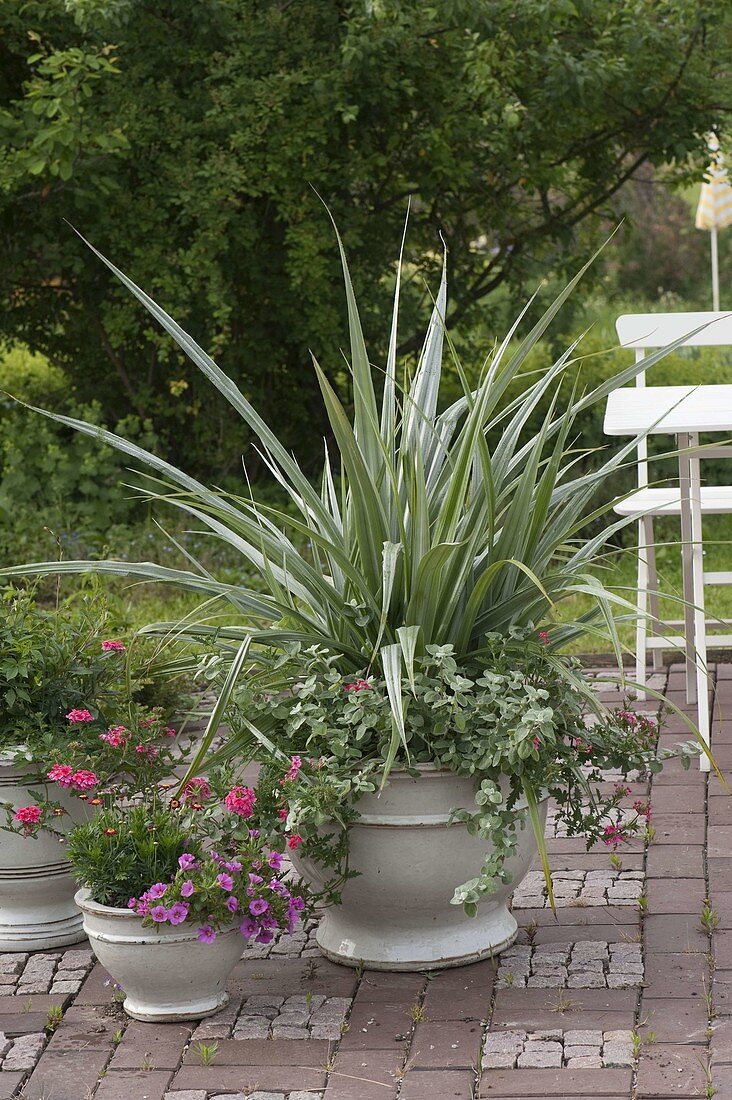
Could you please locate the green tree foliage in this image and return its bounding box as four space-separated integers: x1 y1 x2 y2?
0 0 728 475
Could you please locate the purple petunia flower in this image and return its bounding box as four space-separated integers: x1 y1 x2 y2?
225 896 239 913
178 853 197 871
150 905 168 923
180 880 194 898
239 917 259 938
249 898 269 916
216 873 234 891
148 883 167 900
166 902 189 925
197 925 217 944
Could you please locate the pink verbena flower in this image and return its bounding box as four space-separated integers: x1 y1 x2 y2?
70 770 99 792
100 726 127 747
165 727 177 738
602 824 627 850
278 807 288 822
538 631 550 645
47 764 74 787
223 786 256 817
101 640 125 652
284 755 301 782
287 834 304 850
14 805 41 825
182 777 211 804
345 678 372 693
66 709 94 724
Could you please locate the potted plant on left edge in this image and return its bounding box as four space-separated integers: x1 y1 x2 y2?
0 583 179 949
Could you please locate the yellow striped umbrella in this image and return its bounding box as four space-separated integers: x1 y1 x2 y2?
695 134 732 309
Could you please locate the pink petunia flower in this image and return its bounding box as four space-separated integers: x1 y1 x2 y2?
101 640 125 652
66 709 94 723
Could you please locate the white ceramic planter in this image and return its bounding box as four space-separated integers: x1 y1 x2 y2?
292 767 547 971
0 762 86 951
76 889 244 1021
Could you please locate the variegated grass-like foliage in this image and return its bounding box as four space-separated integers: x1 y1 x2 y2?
4 224 694 784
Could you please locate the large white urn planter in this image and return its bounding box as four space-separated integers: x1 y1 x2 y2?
0 762 86 951
292 767 547 971
76 889 244 1022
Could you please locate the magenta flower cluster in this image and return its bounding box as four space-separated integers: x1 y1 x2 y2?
128 847 305 945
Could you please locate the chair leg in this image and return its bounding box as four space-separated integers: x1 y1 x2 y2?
635 517 649 700
645 519 663 673
678 437 697 704
689 442 711 770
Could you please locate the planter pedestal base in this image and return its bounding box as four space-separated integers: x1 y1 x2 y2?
315 904 518 972
123 990 230 1023
0 908 85 953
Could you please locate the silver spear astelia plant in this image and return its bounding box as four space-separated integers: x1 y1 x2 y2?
2 221 711 911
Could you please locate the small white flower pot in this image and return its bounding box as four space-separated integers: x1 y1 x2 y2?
292 767 547 971
76 889 244 1021
0 763 86 951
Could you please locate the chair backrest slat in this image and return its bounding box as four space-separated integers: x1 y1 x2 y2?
616 312 732 349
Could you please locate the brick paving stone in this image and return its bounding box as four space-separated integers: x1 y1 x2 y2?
0 1073 25 1099
339 1003 412 1051
399 1069 476 1098
635 1044 708 1097
23 1048 112 1100
643 913 708 952
648 785 705 814
173 1066 328 1092
323 1050 399 1100
421 960 496 1021
109 1021 192 1070
645 877 706 914
478 1068 633 1096
183 1038 331 1066
638 997 710 1045
646 844 705 878
409 1020 483 1069
356 971 425 1003
95 1070 174 1099
491 988 636 1031
642 952 709 999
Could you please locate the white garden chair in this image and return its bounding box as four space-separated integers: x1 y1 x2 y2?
613 312 732 741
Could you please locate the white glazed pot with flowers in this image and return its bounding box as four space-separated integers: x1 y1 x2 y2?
2 219 712 970
232 642 685 971
61 775 304 1022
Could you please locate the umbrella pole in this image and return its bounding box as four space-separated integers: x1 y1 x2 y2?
711 226 720 310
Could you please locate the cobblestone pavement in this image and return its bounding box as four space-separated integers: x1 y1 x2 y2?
4 663 732 1098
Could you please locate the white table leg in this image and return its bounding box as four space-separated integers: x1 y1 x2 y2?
678 434 697 703
688 433 711 769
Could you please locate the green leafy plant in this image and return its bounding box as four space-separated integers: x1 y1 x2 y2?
1 223 714 910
